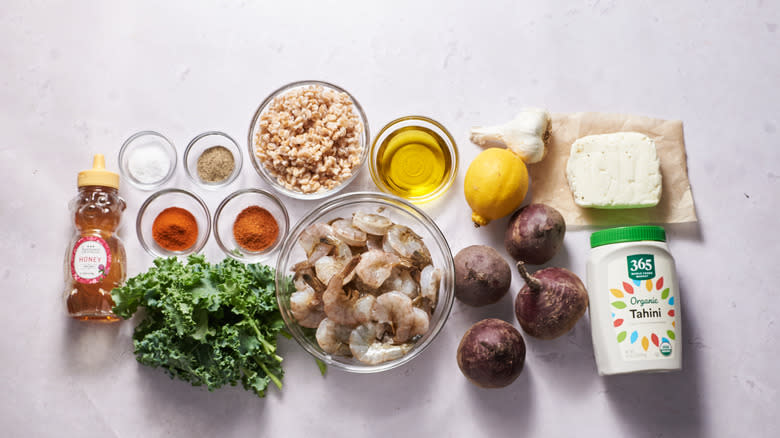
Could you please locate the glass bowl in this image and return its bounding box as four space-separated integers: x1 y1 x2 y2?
247 80 370 200
136 188 211 257
369 116 458 204
275 191 455 373
183 131 243 189
213 189 289 262
118 131 177 190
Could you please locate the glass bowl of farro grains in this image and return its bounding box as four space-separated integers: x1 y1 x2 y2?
248 80 370 200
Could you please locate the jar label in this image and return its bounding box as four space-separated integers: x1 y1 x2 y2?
71 236 111 284
609 253 677 361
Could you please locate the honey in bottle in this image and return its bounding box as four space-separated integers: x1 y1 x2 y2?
64 154 126 322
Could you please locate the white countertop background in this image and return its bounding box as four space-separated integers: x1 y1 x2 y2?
1 1 778 437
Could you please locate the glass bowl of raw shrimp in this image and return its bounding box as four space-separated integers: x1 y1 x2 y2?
275 191 455 373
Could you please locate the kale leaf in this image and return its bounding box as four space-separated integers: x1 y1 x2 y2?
111 255 284 397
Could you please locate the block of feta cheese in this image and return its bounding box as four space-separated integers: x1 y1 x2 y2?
565 132 662 209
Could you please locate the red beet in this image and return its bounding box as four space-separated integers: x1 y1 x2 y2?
505 204 565 265
454 245 512 307
514 262 588 339
456 319 526 388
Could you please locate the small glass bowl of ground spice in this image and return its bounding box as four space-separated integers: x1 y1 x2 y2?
183 131 243 189
119 131 177 190
213 189 289 262
136 188 211 257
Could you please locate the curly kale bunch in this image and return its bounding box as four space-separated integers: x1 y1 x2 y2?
111 255 284 397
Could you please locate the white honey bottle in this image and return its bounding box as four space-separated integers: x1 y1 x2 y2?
586 226 682 375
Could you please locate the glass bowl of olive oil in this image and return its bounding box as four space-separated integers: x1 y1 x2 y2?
369 116 458 204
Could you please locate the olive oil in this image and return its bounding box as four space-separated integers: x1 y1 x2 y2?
375 126 454 201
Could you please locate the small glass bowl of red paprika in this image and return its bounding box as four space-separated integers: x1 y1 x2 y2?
213 188 289 262
136 188 211 258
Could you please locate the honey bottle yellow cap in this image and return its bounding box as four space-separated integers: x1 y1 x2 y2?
78 154 119 189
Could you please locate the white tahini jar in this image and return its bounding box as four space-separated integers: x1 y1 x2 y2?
587 226 681 375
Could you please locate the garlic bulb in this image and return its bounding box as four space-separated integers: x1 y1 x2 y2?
469 108 551 164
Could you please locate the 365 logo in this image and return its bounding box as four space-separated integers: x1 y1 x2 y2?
627 254 655 280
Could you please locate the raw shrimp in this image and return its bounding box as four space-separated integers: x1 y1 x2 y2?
314 242 353 284
290 285 325 328
314 256 341 285
298 223 340 263
293 270 309 291
333 240 353 259
299 223 339 254
316 318 353 356
332 218 367 246
353 295 376 324
372 291 416 342
349 322 413 365
352 212 393 235
384 224 432 267
292 265 326 293
314 241 354 284
419 264 442 311
355 249 403 289
323 256 365 326
410 307 430 338
382 268 419 299
291 210 443 364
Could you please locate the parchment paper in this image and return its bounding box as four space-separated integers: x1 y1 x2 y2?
527 112 697 227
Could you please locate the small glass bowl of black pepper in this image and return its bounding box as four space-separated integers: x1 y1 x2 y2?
183 131 243 189
213 188 289 262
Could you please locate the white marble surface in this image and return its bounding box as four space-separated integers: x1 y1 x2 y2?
1 1 778 437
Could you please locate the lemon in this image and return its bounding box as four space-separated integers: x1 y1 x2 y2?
464 148 529 227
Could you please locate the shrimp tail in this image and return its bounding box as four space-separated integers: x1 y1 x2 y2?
304 271 327 294
293 265 327 294
333 255 360 286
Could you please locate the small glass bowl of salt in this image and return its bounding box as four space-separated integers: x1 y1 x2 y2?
118 131 177 190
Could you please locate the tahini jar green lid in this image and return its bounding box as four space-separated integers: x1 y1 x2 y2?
590 226 666 248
